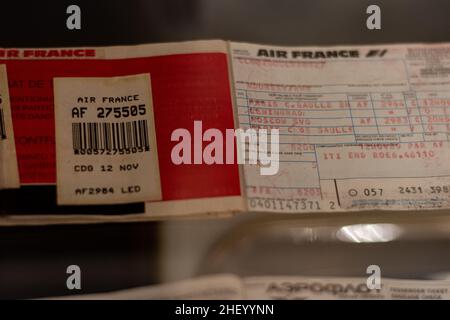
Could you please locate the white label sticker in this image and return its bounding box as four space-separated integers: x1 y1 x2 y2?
54 73 161 205
0 64 20 189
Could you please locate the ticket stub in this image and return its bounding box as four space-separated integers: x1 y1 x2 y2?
0 40 244 224
244 276 450 300
0 64 19 190
230 41 450 213
54 73 161 205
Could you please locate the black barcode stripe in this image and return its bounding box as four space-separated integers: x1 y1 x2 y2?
72 121 151 154
83 123 87 151
0 108 6 140
132 121 138 148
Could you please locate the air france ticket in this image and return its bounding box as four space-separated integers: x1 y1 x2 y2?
230 42 450 213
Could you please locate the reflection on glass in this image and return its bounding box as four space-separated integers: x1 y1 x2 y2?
336 224 402 243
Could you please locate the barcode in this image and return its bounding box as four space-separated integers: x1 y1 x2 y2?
0 108 6 140
72 120 150 155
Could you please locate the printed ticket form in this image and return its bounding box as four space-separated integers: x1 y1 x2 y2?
1 40 450 224
231 42 450 213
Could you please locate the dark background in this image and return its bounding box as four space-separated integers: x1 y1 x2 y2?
2 0 450 47
2 0 450 299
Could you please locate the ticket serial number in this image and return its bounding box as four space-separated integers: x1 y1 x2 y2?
344 185 450 197
248 197 337 211
398 185 450 194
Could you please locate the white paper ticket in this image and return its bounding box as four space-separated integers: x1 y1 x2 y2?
54 73 161 205
0 64 19 189
244 276 450 300
230 42 450 213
